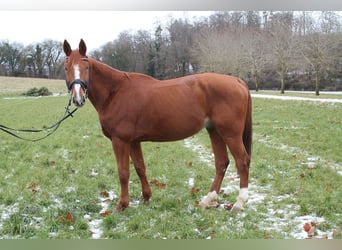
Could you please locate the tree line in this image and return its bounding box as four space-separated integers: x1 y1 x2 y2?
1 11 341 95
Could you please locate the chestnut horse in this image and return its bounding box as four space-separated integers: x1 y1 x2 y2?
63 39 252 212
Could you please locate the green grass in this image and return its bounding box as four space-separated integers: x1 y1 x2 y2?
0 78 341 239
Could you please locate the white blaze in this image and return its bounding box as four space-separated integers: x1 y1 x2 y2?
74 64 80 79
74 84 82 103
73 64 82 103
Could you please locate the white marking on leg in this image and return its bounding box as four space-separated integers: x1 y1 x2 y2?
198 191 219 208
239 187 249 203
231 187 248 212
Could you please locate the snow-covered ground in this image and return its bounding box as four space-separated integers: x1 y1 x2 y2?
184 135 338 239
251 93 342 103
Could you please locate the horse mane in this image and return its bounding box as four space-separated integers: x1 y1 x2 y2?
89 57 159 85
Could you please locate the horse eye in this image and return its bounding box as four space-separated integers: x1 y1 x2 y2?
64 67 68 71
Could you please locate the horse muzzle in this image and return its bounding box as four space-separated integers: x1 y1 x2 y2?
69 80 88 108
72 91 86 107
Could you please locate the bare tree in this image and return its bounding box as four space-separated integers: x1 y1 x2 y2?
269 11 295 94
23 44 41 77
299 11 341 95
244 30 270 91
42 40 63 78
167 18 194 77
0 41 24 76
301 32 327 95
192 29 234 74
100 32 135 71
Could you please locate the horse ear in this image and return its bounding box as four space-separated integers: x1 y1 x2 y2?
79 39 87 57
63 40 72 56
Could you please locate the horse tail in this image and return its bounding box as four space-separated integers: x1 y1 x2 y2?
243 91 252 158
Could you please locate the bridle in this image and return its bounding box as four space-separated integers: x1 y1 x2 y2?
65 56 90 98
66 78 89 98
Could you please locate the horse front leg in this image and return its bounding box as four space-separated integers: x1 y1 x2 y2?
111 138 131 212
130 142 152 204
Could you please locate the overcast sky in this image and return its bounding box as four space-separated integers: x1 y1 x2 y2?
0 11 212 51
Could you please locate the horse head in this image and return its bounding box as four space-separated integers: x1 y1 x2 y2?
63 39 90 108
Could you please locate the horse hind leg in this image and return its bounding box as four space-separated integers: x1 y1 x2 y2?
130 142 152 205
225 136 250 212
208 129 230 193
199 129 229 208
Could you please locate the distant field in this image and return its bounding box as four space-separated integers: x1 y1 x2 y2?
0 77 66 95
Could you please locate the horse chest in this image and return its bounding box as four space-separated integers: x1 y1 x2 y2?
99 106 139 141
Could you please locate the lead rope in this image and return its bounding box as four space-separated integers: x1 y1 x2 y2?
0 96 78 142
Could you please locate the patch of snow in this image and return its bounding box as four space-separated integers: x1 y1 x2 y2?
90 169 98 176
65 186 76 193
251 93 342 103
84 190 117 239
188 177 195 188
184 137 214 165
258 134 342 176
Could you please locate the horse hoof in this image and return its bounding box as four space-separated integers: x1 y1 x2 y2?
115 203 128 212
230 203 244 212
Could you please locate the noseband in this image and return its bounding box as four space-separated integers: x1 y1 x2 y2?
66 79 89 97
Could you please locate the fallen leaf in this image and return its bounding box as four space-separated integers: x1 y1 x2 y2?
188 162 193 167
27 182 37 189
65 213 73 224
299 173 305 178
224 204 234 210
150 179 166 188
27 183 39 194
100 211 110 216
100 190 110 197
304 222 317 237
303 223 311 232
190 187 200 194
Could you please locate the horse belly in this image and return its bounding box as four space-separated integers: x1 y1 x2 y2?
138 109 207 142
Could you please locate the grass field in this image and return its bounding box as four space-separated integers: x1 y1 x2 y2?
0 77 341 239
0 77 65 95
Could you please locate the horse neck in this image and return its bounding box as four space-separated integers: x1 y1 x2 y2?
88 59 127 112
